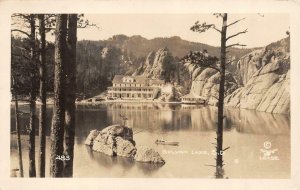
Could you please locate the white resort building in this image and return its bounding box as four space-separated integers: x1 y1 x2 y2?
107 75 165 100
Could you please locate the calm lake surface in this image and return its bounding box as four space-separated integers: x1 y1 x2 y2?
10 103 290 178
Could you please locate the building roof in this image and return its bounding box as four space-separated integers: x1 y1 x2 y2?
112 75 148 84
181 93 204 99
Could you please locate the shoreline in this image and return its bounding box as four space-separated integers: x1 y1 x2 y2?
10 99 188 105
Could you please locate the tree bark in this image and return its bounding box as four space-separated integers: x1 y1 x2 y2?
63 14 77 177
28 14 37 177
50 14 68 177
38 14 47 178
215 13 227 178
13 89 24 177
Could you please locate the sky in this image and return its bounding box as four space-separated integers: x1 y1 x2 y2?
76 13 289 48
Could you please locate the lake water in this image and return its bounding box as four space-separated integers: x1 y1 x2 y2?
10 103 290 178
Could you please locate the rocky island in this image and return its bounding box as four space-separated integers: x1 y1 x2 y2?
85 125 165 164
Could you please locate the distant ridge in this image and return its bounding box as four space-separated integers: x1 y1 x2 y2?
79 34 256 59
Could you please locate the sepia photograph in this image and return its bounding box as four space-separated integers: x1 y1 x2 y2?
9 12 291 178
1 0 300 189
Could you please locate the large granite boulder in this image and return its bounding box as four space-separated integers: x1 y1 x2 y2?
86 126 165 164
93 132 116 156
134 146 165 164
189 67 238 106
115 137 137 158
87 125 137 158
101 124 135 145
225 37 290 114
84 129 100 146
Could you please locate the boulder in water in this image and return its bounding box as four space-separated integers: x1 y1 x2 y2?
84 129 100 146
134 146 165 164
87 125 136 158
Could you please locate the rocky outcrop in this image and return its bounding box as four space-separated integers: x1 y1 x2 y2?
85 125 136 158
84 129 100 146
85 125 165 164
225 37 290 114
132 51 156 76
134 146 165 164
187 65 238 106
133 48 175 81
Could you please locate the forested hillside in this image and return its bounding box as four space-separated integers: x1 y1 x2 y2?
11 34 254 97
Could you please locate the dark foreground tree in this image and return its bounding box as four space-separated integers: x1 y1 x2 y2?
38 14 47 178
11 13 38 177
183 13 247 178
50 14 68 177
63 14 78 177
12 77 24 177
28 14 38 177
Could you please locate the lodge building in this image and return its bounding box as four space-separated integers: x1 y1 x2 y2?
107 75 165 100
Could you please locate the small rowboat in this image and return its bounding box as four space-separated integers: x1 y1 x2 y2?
155 139 179 146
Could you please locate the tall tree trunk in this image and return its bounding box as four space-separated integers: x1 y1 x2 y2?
38 14 47 178
50 14 68 177
215 13 227 178
63 14 77 177
12 76 24 177
29 14 37 177
14 97 24 177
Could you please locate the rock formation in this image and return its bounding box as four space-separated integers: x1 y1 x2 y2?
133 48 175 82
85 125 165 164
132 51 156 76
186 63 238 105
224 37 290 114
183 37 290 114
134 146 165 163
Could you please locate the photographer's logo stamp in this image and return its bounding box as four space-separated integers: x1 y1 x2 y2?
260 141 279 161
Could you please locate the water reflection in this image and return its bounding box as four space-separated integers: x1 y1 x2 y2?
10 103 290 178
11 104 290 136
86 146 135 170
85 146 163 176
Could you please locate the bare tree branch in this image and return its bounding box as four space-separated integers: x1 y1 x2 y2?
212 25 221 33
227 17 246 27
226 29 248 41
11 29 31 37
205 164 217 168
226 43 247 49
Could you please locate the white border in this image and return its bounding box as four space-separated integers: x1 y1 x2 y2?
0 1 300 190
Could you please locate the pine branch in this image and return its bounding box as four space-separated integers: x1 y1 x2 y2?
78 22 99 29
